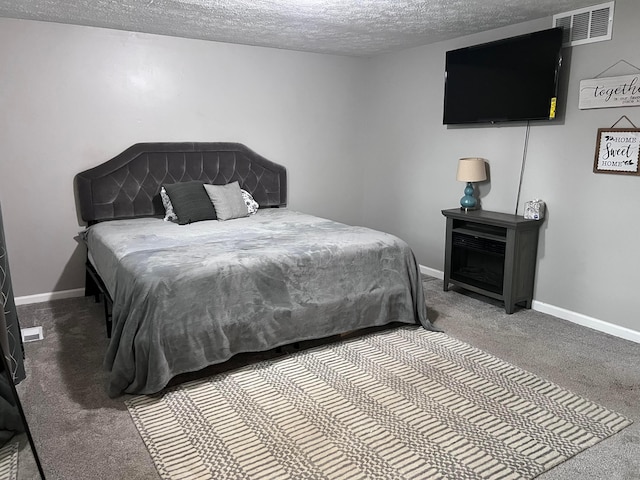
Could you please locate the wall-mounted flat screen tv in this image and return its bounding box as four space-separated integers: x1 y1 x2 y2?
443 27 563 125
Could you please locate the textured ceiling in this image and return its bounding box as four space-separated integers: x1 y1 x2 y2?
0 0 601 56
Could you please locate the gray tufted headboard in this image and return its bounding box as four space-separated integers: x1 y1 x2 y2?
75 142 287 224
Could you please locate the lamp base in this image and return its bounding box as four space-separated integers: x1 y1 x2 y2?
459 206 478 213
459 182 478 211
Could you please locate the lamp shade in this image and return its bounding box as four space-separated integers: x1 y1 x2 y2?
456 157 487 182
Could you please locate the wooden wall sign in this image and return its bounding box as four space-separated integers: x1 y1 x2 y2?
593 128 640 175
579 74 640 109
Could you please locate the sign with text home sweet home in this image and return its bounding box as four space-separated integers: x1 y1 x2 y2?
580 74 640 109
593 128 640 175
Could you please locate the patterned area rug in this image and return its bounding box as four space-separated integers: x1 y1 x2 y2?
0 440 18 480
126 327 632 480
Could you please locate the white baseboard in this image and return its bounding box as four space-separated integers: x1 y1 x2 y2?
420 265 444 279
14 288 85 306
531 300 640 344
420 265 640 345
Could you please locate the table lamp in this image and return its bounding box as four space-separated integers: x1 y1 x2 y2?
456 157 487 210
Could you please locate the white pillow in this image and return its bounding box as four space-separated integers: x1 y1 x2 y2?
241 189 259 215
160 187 178 222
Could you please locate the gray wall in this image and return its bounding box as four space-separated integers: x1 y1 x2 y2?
1 0 639 335
360 0 640 333
0 18 366 296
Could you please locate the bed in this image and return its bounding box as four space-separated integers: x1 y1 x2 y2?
75 142 433 397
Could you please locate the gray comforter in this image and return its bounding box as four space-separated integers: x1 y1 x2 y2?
85 209 432 397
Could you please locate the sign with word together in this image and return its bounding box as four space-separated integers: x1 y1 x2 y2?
579 74 640 110
593 128 640 175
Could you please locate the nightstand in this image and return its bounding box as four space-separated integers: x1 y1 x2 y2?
442 208 542 314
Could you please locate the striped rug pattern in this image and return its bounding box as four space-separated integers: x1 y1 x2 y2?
126 327 631 480
0 440 18 480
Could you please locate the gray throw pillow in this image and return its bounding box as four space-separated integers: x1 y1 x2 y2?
204 182 249 221
163 181 217 225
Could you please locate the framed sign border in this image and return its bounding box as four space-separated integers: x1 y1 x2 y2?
593 128 640 176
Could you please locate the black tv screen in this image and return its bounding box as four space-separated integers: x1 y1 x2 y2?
443 28 563 125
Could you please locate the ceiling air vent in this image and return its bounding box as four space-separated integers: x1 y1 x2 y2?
553 1 614 47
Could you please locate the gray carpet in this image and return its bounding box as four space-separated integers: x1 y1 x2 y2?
15 276 640 479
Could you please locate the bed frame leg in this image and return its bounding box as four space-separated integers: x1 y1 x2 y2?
103 295 112 338
85 264 100 303
85 260 113 338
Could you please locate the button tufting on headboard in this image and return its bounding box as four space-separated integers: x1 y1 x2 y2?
75 142 287 223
